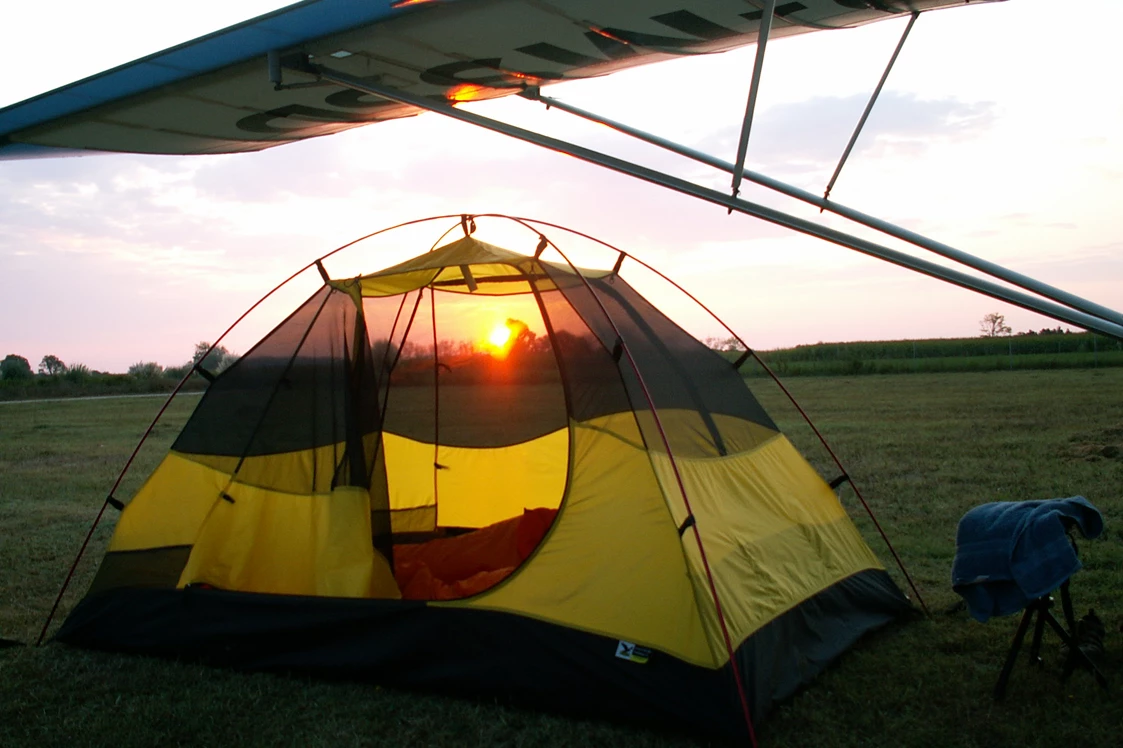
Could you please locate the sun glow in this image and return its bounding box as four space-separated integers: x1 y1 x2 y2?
487 322 513 349
446 83 487 103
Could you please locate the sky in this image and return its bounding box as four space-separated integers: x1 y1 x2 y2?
2 0 1122 373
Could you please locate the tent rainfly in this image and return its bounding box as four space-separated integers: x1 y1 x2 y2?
55 223 911 741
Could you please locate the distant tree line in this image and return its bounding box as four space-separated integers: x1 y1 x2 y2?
979 312 1078 338
0 343 237 400
1014 326 1074 336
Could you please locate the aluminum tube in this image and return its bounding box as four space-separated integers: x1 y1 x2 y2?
823 11 919 201
314 66 1123 341
730 0 776 197
523 90 1123 329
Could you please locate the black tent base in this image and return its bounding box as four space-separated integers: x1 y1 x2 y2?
54 569 908 741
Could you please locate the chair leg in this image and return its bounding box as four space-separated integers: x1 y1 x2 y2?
995 605 1036 701
1028 600 1049 667
1043 612 1111 690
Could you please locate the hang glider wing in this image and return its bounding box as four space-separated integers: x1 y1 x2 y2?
0 0 997 160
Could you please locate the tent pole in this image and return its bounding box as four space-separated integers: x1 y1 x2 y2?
729 0 776 198
306 65 1123 341
35 214 466 644
539 238 759 747
429 286 441 525
635 257 930 613
492 213 929 612
822 11 919 202
493 212 928 614
36 501 111 645
368 286 431 488
517 89 1123 330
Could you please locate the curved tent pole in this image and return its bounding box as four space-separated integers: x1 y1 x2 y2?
526 228 759 748
365 218 465 487
628 258 929 614
35 213 466 644
596 244 929 614
429 286 441 525
482 213 928 614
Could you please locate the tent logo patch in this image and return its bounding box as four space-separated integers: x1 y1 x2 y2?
615 640 651 664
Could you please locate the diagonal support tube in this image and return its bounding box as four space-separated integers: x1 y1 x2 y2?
823 11 919 202
309 64 1123 341
730 0 776 198
519 88 1123 330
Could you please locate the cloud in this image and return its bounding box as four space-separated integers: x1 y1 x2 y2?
690 91 997 177
2 24 1118 377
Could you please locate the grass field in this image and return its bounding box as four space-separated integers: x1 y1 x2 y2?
2 370 1121 747
753 332 1123 377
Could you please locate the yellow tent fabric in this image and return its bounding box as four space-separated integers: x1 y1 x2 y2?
80 230 904 704
62 228 912 743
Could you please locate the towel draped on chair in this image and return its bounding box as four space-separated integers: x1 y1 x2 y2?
951 497 1103 622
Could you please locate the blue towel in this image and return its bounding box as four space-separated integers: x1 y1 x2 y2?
951 497 1103 622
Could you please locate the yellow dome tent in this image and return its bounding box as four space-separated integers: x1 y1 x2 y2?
55 216 912 741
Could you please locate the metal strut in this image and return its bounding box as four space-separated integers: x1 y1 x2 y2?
823 11 919 203
307 63 1123 341
517 88 1123 331
730 0 776 199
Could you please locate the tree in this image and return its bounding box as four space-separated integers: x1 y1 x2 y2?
62 363 91 383
979 313 1012 337
506 318 537 358
371 339 400 372
38 354 66 376
703 336 746 352
162 362 193 380
193 341 234 374
1 354 32 380
128 361 163 379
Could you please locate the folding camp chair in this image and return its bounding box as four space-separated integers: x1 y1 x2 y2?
992 525 1109 700
993 577 1108 699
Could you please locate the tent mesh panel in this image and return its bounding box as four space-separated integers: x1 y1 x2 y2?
541 268 777 458
172 284 391 558
370 287 568 449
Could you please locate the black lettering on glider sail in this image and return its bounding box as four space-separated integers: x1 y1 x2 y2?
0 0 998 160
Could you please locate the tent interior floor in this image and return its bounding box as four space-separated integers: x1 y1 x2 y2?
392 507 557 600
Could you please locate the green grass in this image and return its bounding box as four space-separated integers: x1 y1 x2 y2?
753 332 1123 376
0 375 207 402
2 371 1123 747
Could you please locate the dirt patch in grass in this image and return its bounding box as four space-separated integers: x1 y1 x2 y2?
1063 424 1123 462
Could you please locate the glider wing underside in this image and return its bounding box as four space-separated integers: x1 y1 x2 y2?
0 0 995 160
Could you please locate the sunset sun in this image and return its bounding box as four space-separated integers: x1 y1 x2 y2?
487 322 512 349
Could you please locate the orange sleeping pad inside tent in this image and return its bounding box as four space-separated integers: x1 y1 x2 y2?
393 508 557 600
